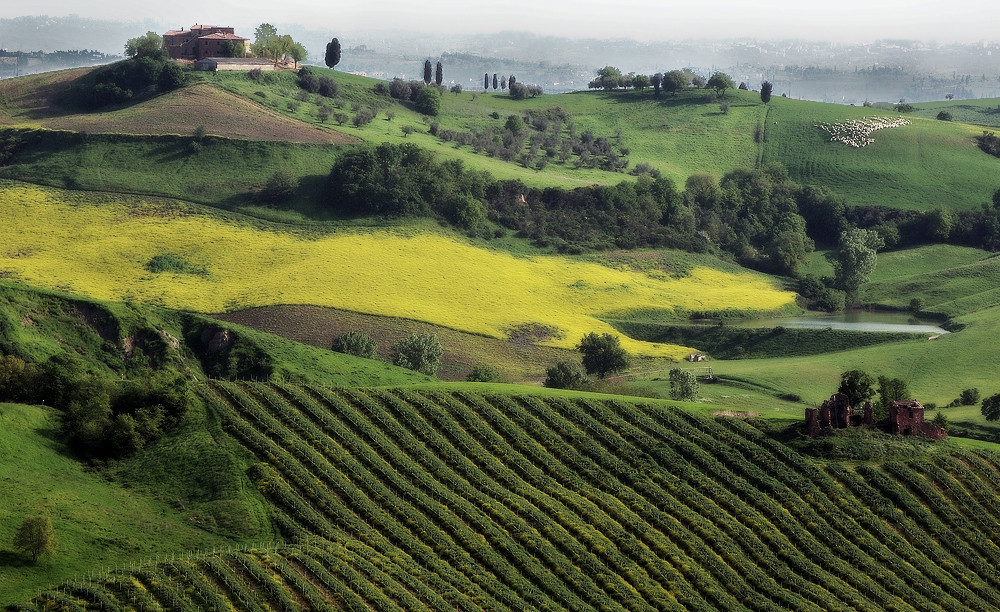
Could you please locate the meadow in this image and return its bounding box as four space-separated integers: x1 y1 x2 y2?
6 66 998 214
762 96 997 211
0 181 796 358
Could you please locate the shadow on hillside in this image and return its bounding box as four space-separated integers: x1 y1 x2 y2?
948 420 1000 443
0 550 31 568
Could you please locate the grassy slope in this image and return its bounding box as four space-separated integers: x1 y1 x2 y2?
0 403 249 607
0 279 433 388
762 95 998 211
20 382 1000 611
5 65 998 212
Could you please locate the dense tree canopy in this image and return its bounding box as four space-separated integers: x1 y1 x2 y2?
596 66 622 90
13 515 57 563
706 72 736 97
124 32 165 60
839 369 876 409
325 37 341 69
761 80 773 103
662 70 689 96
832 228 884 302
577 333 629 379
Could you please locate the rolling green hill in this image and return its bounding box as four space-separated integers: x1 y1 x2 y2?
3 65 999 211
12 382 1000 611
6 60 1000 612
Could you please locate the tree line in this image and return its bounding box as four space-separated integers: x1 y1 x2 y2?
322 142 1000 306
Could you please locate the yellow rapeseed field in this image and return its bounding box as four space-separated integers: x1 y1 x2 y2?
0 183 796 357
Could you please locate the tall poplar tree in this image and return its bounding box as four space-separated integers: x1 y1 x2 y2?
325 37 341 69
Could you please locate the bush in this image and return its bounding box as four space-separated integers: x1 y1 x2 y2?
392 333 442 375
509 82 528 100
353 108 376 127
959 388 981 406
414 87 441 116
669 368 699 400
936 111 953 121
331 331 378 359
544 361 587 389
297 69 320 93
466 364 500 382
318 76 339 98
389 78 411 100
259 168 297 204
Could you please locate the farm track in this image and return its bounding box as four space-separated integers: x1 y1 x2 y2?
17 381 1000 611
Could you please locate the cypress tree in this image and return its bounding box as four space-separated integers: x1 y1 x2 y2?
435 61 443 86
423 59 432 84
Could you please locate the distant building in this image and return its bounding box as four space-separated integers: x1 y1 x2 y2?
194 58 275 72
164 24 250 61
805 394 945 439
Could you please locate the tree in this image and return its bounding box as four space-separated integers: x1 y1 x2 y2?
393 333 442 375
124 32 165 60
960 388 981 405
832 228 883 303
509 82 527 100
662 70 689 96
669 368 699 401
435 61 443 86
252 23 278 59
484 73 489 90
706 72 736 97
325 37 341 69
760 80 773 103
289 43 306 69
13 514 57 563
500 75 507 90
982 393 1000 421
508 75 516 88
632 74 650 92
493 73 498 90
332 331 378 359
838 369 876 409
650 72 662 96
221 39 245 58
423 59 432 84
450 84 462 95
877 376 909 414
577 332 629 379
414 86 441 116
544 361 587 389
596 65 622 90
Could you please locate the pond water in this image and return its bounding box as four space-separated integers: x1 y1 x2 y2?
735 311 949 334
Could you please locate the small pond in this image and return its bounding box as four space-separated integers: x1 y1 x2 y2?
734 311 949 334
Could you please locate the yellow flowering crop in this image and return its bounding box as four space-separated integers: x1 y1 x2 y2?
0 183 795 357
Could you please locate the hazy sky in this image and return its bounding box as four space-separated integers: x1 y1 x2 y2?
4 0 998 43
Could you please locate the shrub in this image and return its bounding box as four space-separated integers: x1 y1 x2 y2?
318 76 339 98
959 388 980 405
331 331 378 359
669 368 699 400
389 78 411 100
544 361 587 389
509 82 528 100
259 168 297 204
414 87 441 116
297 71 320 93
392 333 442 375
936 111 953 121
353 108 376 127
466 364 500 382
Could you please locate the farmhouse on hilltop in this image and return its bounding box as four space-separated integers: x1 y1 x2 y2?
164 24 249 61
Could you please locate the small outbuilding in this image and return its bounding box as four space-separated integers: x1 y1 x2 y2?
194 58 276 72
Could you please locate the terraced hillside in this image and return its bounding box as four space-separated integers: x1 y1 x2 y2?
16 381 1000 611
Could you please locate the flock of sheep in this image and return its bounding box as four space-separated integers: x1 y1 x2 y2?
816 115 911 148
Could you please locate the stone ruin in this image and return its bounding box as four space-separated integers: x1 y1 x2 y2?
805 394 945 439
